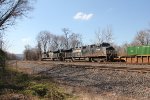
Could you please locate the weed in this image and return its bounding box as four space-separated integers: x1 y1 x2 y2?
0 67 74 100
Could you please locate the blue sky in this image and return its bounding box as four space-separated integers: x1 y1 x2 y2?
6 0 150 54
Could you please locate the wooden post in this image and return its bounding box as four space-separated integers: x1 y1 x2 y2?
16 60 17 71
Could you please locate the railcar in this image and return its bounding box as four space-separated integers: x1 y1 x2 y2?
42 42 117 62
72 47 86 61
53 50 62 61
120 46 150 63
81 43 117 62
41 52 49 61
61 49 73 61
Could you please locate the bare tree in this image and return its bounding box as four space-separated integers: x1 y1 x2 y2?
142 30 150 45
132 30 150 46
50 35 63 51
23 44 31 60
6 52 19 60
35 29 82 54
37 31 52 53
115 43 130 56
105 25 113 43
51 35 67 50
95 25 113 44
62 28 70 49
69 33 82 48
36 41 42 60
0 0 34 31
59 35 67 49
0 33 9 50
0 0 35 60
95 28 105 44
62 28 82 49
23 45 39 60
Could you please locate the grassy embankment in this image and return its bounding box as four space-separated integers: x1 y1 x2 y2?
0 65 75 100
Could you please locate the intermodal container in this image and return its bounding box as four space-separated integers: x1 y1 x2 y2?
127 46 150 55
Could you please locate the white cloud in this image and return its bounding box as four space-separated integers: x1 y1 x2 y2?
21 37 31 45
73 12 94 21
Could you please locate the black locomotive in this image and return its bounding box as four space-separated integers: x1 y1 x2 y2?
42 43 117 62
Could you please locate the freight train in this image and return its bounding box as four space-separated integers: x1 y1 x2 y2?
42 42 117 62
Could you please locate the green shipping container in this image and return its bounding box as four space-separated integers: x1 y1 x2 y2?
127 46 150 55
127 46 137 55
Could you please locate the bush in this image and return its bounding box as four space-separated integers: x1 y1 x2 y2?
30 84 48 97
23 82 70 99
0 49 6 68
15 73 30 83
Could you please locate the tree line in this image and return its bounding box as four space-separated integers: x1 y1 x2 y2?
22 26 113 60
23 25 150 61
24 28 82 60
116 28 150 56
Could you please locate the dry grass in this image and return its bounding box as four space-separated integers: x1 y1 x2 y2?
8 61 150 100
0 65 73 100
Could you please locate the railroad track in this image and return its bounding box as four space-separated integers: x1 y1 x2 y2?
7 60 150 73
48 61 150 73
73 61 150 65
42 59 150 65
50 60 150 66
66 64 150 73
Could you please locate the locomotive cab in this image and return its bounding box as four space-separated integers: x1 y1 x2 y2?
106 46 117 61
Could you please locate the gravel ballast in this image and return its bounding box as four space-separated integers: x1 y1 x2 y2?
10 61 150 100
